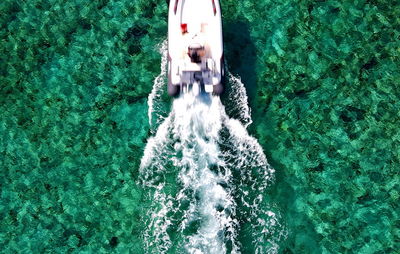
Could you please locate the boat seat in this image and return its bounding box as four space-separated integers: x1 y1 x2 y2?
182 61 202 71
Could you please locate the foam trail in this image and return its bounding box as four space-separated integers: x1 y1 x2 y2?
173 94 240 254
226 73 253 128
140 57 286 253
147 40 169 132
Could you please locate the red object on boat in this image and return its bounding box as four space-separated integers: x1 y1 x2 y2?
181 23 188 33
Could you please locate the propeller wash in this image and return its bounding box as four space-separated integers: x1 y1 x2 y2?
139 42 286 254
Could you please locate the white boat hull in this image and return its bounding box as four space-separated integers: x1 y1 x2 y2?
168 0 224 96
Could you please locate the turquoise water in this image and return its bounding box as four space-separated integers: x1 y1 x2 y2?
1 0 399 253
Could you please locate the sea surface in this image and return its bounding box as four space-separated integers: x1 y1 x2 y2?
1 0 399 253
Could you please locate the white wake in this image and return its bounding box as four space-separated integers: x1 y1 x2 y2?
148 40 169 133
140 41 286 254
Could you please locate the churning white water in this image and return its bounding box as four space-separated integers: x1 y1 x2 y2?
147 40 169 132
139 41 286 254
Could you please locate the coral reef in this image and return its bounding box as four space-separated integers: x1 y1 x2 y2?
1 0 398 252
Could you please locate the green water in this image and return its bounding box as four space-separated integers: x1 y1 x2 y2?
1 0 399 253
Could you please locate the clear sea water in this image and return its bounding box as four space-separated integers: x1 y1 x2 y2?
1 0 399 253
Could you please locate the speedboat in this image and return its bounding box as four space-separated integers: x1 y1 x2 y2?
167 0 224 96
